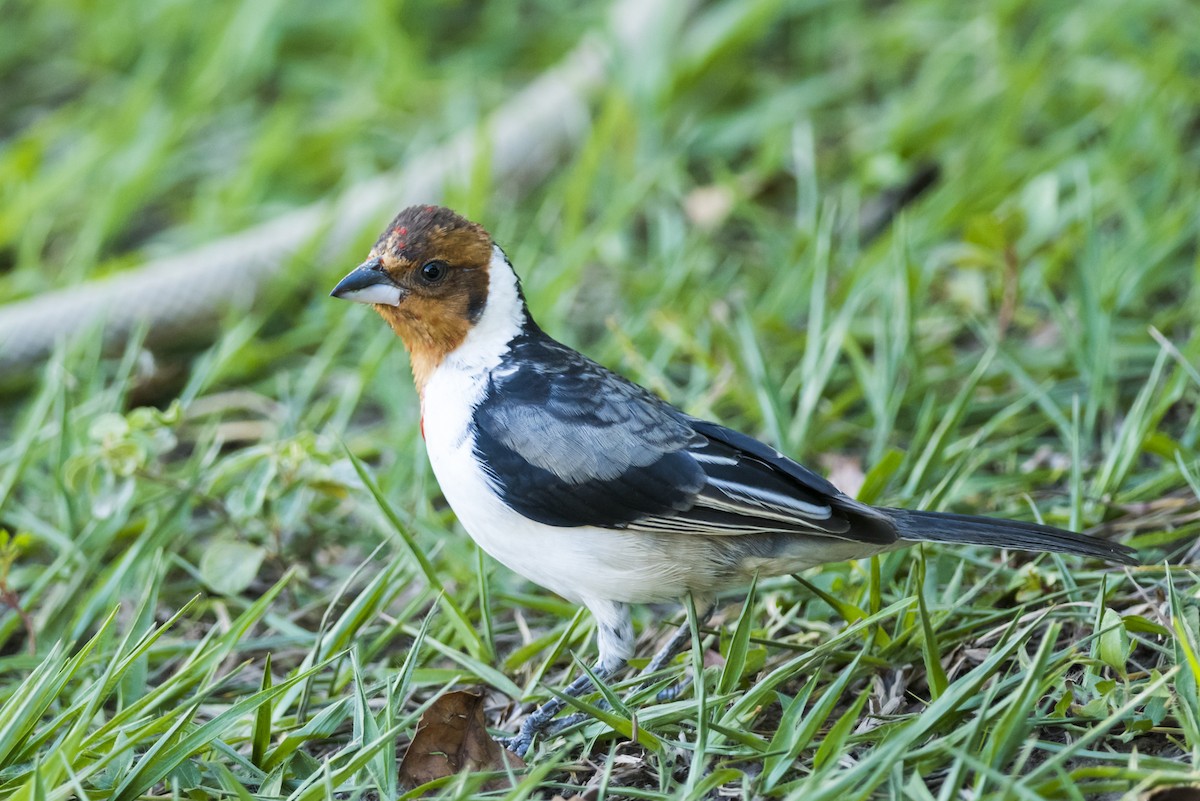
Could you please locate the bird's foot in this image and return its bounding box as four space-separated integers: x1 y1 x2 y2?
655 674 695 703
500 667 612 757
545 710 593 735
500 696 563 757
501 606 714 756
500 725 534 758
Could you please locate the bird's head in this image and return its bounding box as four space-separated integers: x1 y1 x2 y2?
331 205 501 391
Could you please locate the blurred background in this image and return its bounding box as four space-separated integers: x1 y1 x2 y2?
2 0 1200 795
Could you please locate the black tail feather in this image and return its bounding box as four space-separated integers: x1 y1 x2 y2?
886 508 1139 566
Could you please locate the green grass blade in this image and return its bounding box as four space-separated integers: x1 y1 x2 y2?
915 551 948 698
346 448 483 659
718 575 757 695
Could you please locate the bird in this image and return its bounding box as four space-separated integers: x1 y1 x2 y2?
330 204 1138 756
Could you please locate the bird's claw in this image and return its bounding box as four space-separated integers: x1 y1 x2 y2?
501 704 557 757
500 729 533 758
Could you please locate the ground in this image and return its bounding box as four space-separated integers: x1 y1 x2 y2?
1 0 1199 798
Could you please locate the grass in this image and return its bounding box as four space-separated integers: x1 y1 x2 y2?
2 0 1200 797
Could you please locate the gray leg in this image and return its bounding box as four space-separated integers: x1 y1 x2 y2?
503 602 719 755
543 603 715 738
502 666 615 757
503 601 633 757
642 614 697 675
639 602 716 700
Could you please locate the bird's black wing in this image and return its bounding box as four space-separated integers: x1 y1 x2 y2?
473 334 705 528
472 331 896 546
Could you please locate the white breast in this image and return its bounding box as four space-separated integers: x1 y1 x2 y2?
420 246 692 607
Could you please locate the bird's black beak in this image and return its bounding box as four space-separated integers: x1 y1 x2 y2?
330 257 405 306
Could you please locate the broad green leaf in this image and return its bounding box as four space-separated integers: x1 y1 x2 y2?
199 538 265 596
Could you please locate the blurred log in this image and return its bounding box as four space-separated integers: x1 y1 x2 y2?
0 0 678 377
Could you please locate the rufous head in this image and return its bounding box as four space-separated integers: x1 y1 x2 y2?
331 205 495 391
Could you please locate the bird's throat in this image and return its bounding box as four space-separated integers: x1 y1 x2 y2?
377 304 469 398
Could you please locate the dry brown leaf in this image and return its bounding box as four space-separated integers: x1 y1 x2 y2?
399 690 524 791
684 185 735 230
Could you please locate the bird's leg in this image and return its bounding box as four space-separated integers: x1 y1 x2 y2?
535 602 720 743
639 602 716 701
503 601 633 757
642 614 697 674
545 608 702 737
503 665 616 756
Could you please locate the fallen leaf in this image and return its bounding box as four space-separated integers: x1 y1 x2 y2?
399 690 524 791
200 538 265 596
684 185 735 230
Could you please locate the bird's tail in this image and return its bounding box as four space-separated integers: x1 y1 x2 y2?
885 508 1139 565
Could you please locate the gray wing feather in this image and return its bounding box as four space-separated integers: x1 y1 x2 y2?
476 332 895 545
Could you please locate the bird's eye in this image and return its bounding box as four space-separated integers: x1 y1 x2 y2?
420 260 448 284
